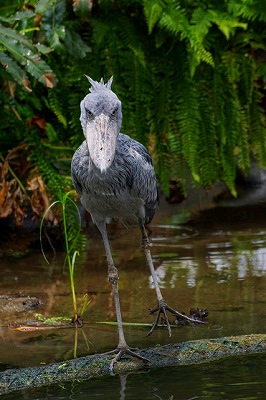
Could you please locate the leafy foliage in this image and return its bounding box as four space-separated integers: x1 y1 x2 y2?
1 0 266 232
0 20 56 90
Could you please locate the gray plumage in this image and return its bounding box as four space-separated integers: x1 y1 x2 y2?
72 76 158 228
71 133 158 227
71 76 203 371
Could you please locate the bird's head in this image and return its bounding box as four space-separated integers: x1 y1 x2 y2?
80 76 122 172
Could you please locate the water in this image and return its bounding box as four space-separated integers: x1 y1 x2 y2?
1 355 266 399
0 200 266 398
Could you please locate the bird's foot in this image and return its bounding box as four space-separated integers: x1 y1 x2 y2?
148 299 206 337
104 346 150 373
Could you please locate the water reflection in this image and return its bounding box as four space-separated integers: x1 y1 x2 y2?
150 231 266 290
152 224 198 243
1 354 265 399
0 204 266 377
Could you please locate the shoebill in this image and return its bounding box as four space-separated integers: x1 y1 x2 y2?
71 76 203 371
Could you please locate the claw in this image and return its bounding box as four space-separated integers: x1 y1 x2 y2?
147 299 206 336
104 346 150 373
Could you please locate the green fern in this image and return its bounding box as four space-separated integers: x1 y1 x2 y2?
143 0 165 33
26 126 69 197
228 0 266 22
197 80 219 186
177 71 201 183
190 7 214 42
47 90 67 128
144 0 214 72
2 0 266 205
250 89 266 167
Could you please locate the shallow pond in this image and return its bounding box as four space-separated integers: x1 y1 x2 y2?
0 198 266 398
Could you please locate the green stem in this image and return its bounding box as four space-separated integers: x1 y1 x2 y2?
62 198 77 321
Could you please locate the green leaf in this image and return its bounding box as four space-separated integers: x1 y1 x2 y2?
0 23 57 87
0 24 35 50
211 12 247 40
34 43 53 55
0 52 31 91
0 11 35 24
64 28 91 58
143 0 164 33
35 0 58 14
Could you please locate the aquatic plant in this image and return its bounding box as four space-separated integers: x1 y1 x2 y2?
40 191 89 324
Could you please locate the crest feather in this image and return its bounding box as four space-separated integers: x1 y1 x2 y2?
84 75 113 92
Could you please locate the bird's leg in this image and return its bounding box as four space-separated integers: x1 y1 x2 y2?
96 220 149 372
139 223 205 337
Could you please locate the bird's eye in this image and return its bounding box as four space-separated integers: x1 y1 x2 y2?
87 110 94 118
111 108 118 116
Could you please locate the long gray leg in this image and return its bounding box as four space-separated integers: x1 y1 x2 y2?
140 223 205 337
95 220 149 371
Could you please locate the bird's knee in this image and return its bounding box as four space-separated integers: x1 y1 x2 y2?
108 266 119 285
141 238 152 249
109 275 119 285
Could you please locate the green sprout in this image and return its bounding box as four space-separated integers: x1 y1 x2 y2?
40 191 90 324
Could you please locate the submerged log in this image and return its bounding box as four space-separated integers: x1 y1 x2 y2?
0 333 265 395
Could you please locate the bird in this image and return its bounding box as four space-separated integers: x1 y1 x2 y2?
71 76 203 371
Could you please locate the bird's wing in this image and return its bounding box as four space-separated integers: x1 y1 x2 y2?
118 134 159 222
71 141 87 197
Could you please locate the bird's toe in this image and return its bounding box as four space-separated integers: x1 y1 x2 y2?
108 346 150 374
147 299 207 336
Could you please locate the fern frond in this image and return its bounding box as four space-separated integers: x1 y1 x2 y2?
167 130 187 195
143 0 165 34
197 82 219 186
26 127 70 198
155 140 172 195
190 7 213 43
228 0 266 22
256 60 266 86
47 90 67 128
118 17 146 67
90 18 111 46
168 4 214 68
250 89 266 167
210 11 247 39
177 72 201 183
220 102 238 196
222 51 241 85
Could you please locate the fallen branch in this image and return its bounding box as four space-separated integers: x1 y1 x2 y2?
0 333 265 395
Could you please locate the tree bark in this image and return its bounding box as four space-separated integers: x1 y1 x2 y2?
0 333 265 395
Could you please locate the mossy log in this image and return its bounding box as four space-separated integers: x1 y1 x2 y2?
0 333 265 395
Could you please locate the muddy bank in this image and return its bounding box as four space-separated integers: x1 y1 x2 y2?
0 295 42 317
